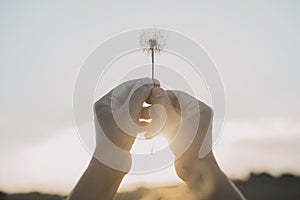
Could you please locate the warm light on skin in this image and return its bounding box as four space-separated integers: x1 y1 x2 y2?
131 134 170 154
121 134 183 192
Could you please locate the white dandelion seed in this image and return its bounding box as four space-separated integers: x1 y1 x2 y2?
140 29 167 79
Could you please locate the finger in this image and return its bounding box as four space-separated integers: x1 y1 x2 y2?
144 104 167 139
144 88 181 139
139 106 152 127
115 78 160 107
140 106 151 119
127 78 159 123
150 88 179 120
165 90 181 114
110 78 159 128
95 78 157 110
95 78 160 138
149 87 174 113
165 90 205 117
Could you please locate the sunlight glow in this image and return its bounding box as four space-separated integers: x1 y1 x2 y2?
130 134 171 155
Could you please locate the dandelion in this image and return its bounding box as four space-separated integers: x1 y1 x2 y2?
140 29 166 79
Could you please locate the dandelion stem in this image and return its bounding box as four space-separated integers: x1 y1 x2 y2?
151 48 154 79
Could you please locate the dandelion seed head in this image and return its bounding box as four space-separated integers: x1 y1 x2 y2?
140 29 166 54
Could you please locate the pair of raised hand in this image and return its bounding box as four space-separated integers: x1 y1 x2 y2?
93 78 214 175
68 78 245 200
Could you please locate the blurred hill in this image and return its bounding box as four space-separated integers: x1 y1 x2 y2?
1 173 300 200
233 173 300 200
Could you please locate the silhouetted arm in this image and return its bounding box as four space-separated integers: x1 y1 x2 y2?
179 157 245 200
149 87 246 200
67 157 126 200
67 78 157 200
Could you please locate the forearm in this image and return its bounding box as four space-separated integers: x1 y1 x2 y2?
67 157 126 200
184 159 245 200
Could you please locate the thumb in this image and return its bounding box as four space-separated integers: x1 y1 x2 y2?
149 87 173 108
144 88 181 139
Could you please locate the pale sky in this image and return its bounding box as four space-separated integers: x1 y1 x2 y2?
0 0 300 195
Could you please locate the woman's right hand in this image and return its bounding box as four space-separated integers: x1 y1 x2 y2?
149 87 245 199
148 87 216 182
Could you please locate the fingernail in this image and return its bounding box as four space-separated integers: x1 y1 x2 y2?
153 78 160 87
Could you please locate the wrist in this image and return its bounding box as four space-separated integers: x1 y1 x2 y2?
185 157 220 187
93 148 132 174
89 157 129 177
175 154 221 198
181 157 244 200
94 130 132 173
